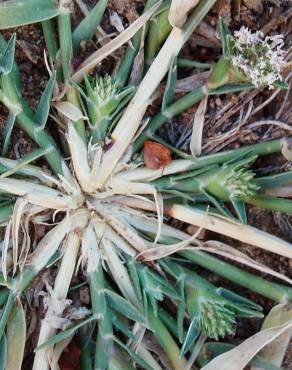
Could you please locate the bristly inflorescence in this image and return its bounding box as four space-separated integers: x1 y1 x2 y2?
231 26 286 89
83 73 134 141
94 74 119 102
225 167 259 198
190 289 237 340
199 157 260 202
84 73 120 123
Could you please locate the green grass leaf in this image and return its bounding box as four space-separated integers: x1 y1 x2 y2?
162 56 177 112
180 317 200 356
35 71 56 129
105 290 148 325
0 0 59 29
216 288 262 312
0 34 20 90
273 80 289 89
0 147 53 178
7 299 26 370
72 0 108 54
218 17 232 58
112 314 136 340
0 33 16 75
114 337 153 370
2 112 16 156
0 291 14 341
36 315 96 351
0 335 7 370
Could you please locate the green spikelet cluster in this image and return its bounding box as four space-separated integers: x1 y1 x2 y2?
187 288 237 340
83 74 134 140
224 167 259 198
200 156 260 201
94 74 118 103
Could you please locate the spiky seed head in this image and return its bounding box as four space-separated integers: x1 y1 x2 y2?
224 167 259 198
201 160 259 201
84 74 131 126
94 74 118 103
189 289 237 340
84 74 119 125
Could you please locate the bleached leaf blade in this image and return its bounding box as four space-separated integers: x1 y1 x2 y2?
54 101 87 122
169 0 200 28
190 95 208 157
72 1 162 81
201 319 292 370
251 304 292 370
201 240 292 285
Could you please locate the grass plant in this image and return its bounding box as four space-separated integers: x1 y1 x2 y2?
0 1 290 369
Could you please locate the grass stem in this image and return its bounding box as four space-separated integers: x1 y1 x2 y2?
148 309 187 370
181 250 292 302
58 1 73 81
41 20 58 60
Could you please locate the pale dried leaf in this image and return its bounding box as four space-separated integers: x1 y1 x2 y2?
138 226 201 261
265 185 292 197
251 304 292 370
200 240 292 285
175 71 209 92
50 335 74 370
190 95 208 156
201 319 292 370
72 2 162 81
281 136 292 161
12 198 28 276
169 0 200 28
152 188 164 247
129 44 145 86
109 11 125 33
2 219 12 281
170 205 292 259
54 101 87 122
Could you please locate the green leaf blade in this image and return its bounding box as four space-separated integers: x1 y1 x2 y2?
72 0 108 53
7 299 26 370
34 71 56 129
105 290 148 325
0 335 6 370
0 33 16 75
36 315 96 351
0 0 59 29
2 112 16 156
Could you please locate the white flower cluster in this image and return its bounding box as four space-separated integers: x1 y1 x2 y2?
231 26 286 89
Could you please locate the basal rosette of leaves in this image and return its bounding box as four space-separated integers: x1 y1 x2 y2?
0 1 291 370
